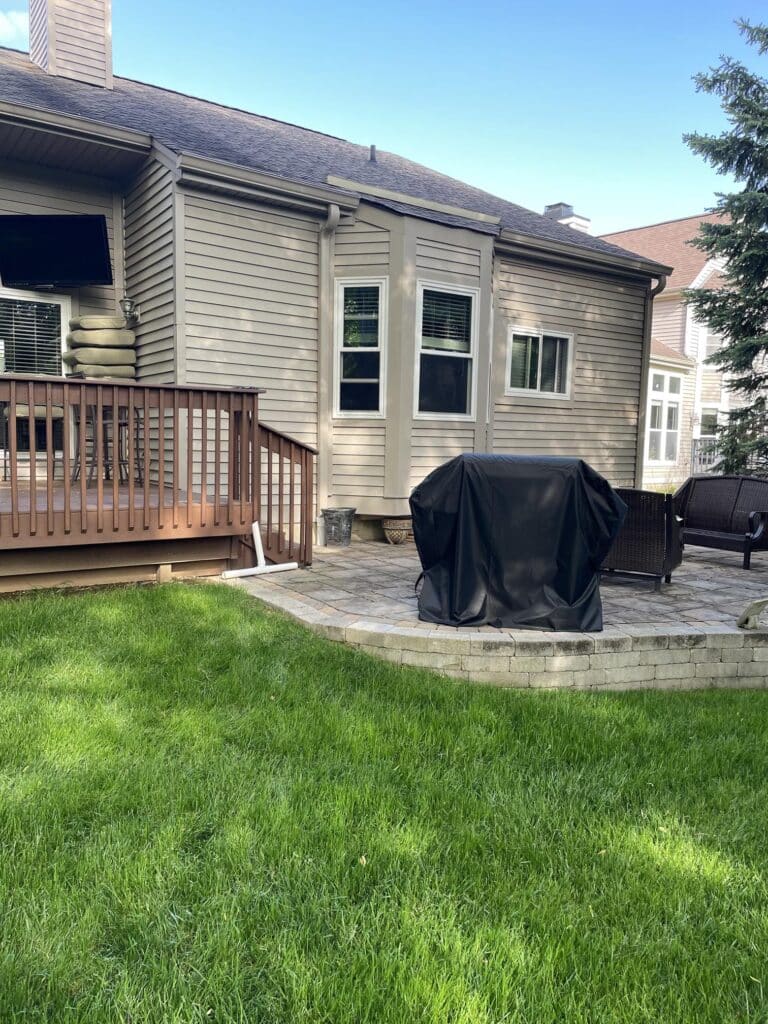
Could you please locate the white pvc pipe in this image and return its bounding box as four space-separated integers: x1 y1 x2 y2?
221 522 299 579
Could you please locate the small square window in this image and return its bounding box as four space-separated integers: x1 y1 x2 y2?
507 328 571 397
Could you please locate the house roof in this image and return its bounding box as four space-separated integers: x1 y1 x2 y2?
0 45 667 276
599 213 723 291
651 338 694 368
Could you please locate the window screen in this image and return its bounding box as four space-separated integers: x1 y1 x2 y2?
508 330 570 395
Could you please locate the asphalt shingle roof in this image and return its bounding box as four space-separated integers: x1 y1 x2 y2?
600 214 724 291
0 45 660 270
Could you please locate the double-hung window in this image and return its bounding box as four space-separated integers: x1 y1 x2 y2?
647 372 681 463
415 283 478 417
506 327 571 397
334 279 386 416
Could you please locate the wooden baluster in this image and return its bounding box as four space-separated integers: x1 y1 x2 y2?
143 387 151 531
266 428 273 547
62 383 71 536
172 390 179 529
304 448 314 565
157 389 165 529
239 397 249 529
214 392 221 526
95 385 104 533
200 391 208 528
28 381 37 537
186 393 194 529
128 387 136 532
45 382 54 535
278 436 285 554
9 381 18 537
288 443 296 560
79 385 87 535
251 392 259 529
111 384 119 532
227 392 234 526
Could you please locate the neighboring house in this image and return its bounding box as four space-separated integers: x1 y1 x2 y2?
0 0 670 586
600 214 728 488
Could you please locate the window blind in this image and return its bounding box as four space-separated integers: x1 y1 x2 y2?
0 297 63 376
421 290 472 352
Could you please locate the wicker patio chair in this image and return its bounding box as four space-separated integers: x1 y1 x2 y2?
601 488 683 590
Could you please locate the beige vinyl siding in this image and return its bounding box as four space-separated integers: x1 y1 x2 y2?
334 218 390 277
30 0 113 88
28 0 48 68
410 424 476 491
492 258 647 486
331 422 386 499
123 158 175 383
328 216 391 507
700 369 723 406
416 235 482 284
642 363 695 489
651 297 686 353
0 160 119 319
182 192 319 447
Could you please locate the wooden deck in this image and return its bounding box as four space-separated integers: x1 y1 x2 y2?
0 375 315 588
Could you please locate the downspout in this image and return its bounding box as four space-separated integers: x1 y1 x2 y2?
634 274 667 488
316 203 341 544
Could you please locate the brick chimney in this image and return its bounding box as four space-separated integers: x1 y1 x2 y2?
29 0 113 89
544 202 591 235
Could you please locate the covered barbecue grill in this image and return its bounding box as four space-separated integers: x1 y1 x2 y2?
409 454 627 632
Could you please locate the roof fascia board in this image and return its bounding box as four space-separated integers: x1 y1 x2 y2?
177 154 359 217
326 175 502 225
496 229 673 280
0 98 152 154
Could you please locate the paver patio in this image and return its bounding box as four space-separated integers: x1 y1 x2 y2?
234 542 768 690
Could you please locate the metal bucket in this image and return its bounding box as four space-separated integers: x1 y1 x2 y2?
321 507 356 547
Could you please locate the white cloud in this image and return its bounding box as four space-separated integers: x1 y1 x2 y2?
0 10 28 48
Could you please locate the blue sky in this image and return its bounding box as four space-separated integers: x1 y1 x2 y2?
0 0 765 233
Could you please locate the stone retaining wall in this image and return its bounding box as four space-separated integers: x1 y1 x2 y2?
236 581 768 691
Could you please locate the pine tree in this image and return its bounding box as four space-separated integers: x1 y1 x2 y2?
683 20 768 474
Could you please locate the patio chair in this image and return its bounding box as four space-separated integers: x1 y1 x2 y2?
601 488 683 590
674 475 768 569
1 403 65 481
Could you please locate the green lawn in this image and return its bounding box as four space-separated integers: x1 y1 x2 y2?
0 583 766 1023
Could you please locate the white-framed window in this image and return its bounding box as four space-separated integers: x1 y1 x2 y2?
0 287 70 376
505 326 572 398
333 277 387 417
699 407 719 438
414 281 479 419
647 371 682 463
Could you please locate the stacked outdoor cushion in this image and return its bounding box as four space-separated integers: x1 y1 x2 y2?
63 315 137 379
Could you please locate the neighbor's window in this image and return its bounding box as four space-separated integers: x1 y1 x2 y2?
335 280 386 415
416 285 477 416
0 294 64 376
699 407 719 438
647 372 682 463
507 328 571 396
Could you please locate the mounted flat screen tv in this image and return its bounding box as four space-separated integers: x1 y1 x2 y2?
0 215 113 289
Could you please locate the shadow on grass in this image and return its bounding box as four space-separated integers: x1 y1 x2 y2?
0 582 766 1022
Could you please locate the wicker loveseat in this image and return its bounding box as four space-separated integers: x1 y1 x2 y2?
674 475 768 569
601 488 684 590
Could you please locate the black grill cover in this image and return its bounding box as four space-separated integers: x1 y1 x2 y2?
409 454 627 632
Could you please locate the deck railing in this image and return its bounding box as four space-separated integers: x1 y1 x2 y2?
0 375 314 566
691 438 720 476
